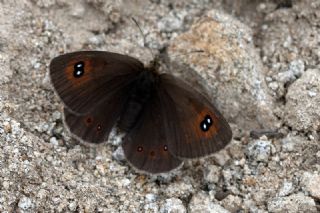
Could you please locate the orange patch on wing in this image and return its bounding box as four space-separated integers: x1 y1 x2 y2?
65 59 93 88
149 150 156 159
84 115 93 126
194 108 219 139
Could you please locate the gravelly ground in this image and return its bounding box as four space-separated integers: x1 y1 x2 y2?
0 0 319 212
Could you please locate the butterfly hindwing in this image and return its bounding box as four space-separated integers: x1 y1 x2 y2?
122 86 183 174
63 84 131 144
159 74 232 158
50 51 144 114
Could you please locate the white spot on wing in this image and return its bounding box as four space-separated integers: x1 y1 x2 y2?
202 123 207 130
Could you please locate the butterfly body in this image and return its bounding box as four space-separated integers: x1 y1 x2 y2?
50 51 232 174
118 69 158 131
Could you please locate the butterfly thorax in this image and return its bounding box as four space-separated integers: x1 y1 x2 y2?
118 70 158 131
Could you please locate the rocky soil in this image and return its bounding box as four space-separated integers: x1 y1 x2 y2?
0 0 319 212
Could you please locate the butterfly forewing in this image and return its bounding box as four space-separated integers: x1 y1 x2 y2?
50 51 144 114
159 74 232 158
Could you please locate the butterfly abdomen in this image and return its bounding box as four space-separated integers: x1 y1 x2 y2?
118 70 158 131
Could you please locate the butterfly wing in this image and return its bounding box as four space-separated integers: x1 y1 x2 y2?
50 51 144 114
159 74 232 158
63 82 131 144
122 86 183 174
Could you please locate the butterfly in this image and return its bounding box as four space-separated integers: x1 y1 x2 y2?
49 51 232 174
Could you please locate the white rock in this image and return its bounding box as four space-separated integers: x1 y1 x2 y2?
50 137 59 146
121 178 131 187
160 198 186 213
112 146 126 162
18 196 34 211
52 111 61 121
145 193 157 203
278 181 294 197
158 12 184 32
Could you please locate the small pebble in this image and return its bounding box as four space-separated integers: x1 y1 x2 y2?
157 13 184 32
50 137 59 146
203 165 221 184
160 198 186 213
18 196 34 211
278 181 294 197
246 138 275 163
112 146 126 162
145 193 157 203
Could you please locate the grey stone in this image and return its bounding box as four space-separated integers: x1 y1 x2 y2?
246 138 276 163
158 12 185 32
242 199 262 213
212 149 231 166
267 193 317 213
0 54 12 84
281 135 304 152
301 172 320 200
203 165 221 184
88 35 105 46
69 3 86 18
276 59 305 83
51 111 61 121
285 69 320 131
221 195 242 212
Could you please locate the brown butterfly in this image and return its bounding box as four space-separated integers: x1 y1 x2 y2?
50 51 232 174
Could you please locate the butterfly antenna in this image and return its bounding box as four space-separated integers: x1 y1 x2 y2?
131 17 155 59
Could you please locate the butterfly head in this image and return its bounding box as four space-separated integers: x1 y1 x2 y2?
146 55 162 74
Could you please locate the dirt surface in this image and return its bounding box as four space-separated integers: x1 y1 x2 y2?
0 0 319 212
